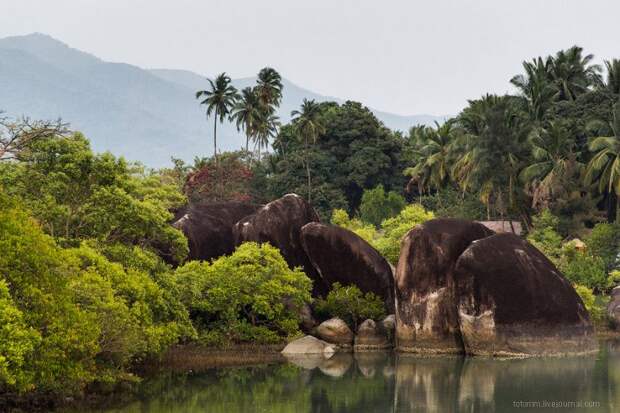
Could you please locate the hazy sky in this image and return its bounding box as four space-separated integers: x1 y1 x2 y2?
1 0 619 116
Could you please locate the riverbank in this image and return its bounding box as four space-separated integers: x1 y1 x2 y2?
1 343 288 413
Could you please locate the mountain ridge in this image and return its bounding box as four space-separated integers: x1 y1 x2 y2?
0 33 447 167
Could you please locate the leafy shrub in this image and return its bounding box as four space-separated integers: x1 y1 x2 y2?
559 243 609 292
527 210 563 263
174 242 312 345
331 204 434 264
587 223 620 272
359 185 405 227
315 283 386 329
573 284 606 322
331 209 377 243
374 204 435 264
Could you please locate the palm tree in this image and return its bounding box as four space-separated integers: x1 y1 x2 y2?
253 112 280 162
405 121 456 193
585 103 620 222
603 59 620 95
291 99 325 202
455 95 530 220
520 122 580 209
230 87 261 153
196 72 238 162
549 46 602 101
510 57 556 122
256 67 283 108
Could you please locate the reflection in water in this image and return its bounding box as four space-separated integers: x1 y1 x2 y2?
69 340 620 413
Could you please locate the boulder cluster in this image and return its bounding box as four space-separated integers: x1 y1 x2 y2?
174 194 597 357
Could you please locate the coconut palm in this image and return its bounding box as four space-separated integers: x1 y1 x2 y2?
230 87 261 153
549 46 602 101
585 103 620 221
510 57 556 122
405 121 456 193
520 122 580 209
603 59 620 95
455 95 530 219
291 99 325 202
256 67 283 108
196 72 238 162
253 112 280 162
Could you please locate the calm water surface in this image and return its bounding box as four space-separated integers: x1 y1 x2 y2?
74 340 620 412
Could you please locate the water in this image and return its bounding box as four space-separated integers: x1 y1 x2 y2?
76 340 620 412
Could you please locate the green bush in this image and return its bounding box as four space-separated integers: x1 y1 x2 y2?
587 223 620 272
559 243 609 292
331 204 434 264
374 204 435 264
359 185 405 227
315 283 386 329
330 209 377 243
527 210 563 264
573 284 607 323
174 242 312 345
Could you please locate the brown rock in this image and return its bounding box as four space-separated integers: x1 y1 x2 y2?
316 318 354 345
172 201 261 262
394 219 494 353
454 233 597 356
232 194 325 294
300 222 394 309
354 319 391 350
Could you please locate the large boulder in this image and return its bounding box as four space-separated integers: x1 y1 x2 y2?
300 222 394 310
394 219 494 353
172 201 261 262
454 233 597 356
607 286 620 329
316 318 354 345
233 194 325 294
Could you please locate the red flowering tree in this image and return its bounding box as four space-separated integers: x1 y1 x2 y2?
184 152 254 202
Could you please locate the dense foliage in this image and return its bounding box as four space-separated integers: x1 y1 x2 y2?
174 242 312 345
314 283 386 329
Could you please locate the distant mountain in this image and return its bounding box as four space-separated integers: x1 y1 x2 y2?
0 33 446 167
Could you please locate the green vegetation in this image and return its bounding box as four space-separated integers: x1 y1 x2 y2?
315 283 386 329
331 203 434 264
174 242 312 345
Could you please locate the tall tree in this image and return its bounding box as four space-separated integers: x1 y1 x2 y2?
291 99 325 202
520 121 581 209
510 57 556 122
549 46 601 101
196 73 238 162
585 103 620 222
405 121 457 193
253 112 280 162
256 67 283 108
455 95 530 220
230 87 261 153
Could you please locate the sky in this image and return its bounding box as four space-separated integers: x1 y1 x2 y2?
1 0 619 116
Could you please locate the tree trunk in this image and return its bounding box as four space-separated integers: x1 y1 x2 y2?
608 190 618 223
305 137 311 203
213 108 218 164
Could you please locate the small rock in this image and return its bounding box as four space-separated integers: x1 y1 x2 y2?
382 314 395 331
281 335 336 355
316 318 354 345
354 319 391 350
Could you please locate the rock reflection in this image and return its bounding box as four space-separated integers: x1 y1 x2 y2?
319 353 353 377
79 342 619 413
394 354 463 412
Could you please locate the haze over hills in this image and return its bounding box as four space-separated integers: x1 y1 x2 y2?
0 33 446 167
